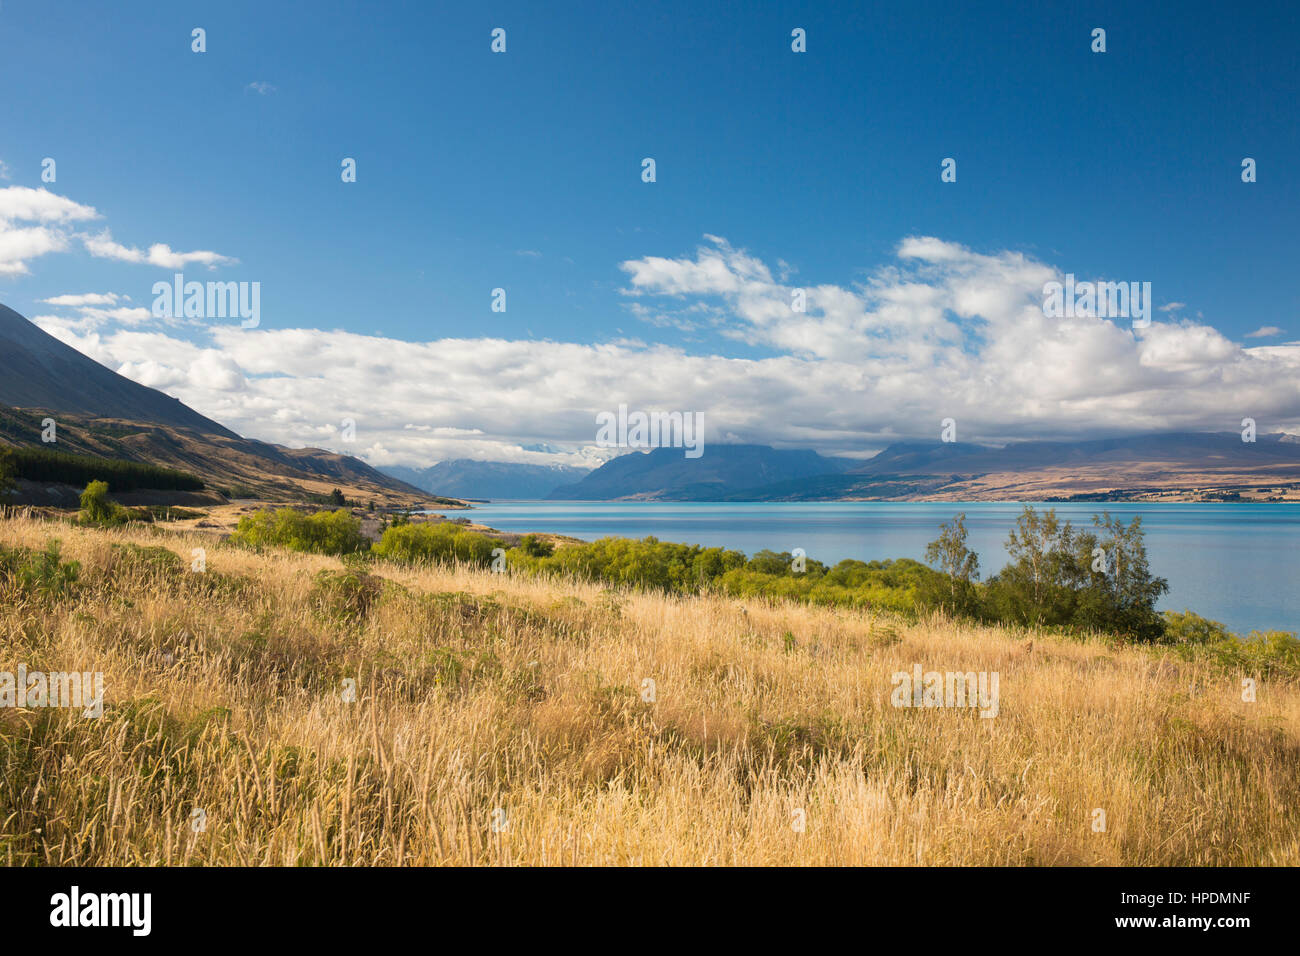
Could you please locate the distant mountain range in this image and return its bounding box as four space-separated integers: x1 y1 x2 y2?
539 434 1300 502
0 303 433 504
382 459 589 499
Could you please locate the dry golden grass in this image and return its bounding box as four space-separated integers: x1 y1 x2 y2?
2 515 1297 866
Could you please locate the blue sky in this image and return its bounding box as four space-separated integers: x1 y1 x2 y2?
2 0 1298 465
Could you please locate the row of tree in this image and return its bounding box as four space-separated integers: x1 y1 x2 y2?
0 447 205 492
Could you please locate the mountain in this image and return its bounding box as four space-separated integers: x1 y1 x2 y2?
0 303 240 437
382 459 590 499
828 432 1300 501
0 304 438 505
546 445 854 500
849 433 1300 476
542 434 1300 502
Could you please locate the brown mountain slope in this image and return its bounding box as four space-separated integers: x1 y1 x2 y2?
0 302 452 505
0 403 449 505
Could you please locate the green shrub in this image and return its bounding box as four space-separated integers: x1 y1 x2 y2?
519 534 553 558
0 539 80 598
1161 610 1233 645
229 508 366 555
108 542 184 576
373 522 496 567
77 480 132 527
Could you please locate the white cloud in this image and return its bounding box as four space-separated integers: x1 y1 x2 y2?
0 185 236 275
0 186 99 274
1246 325 1284 338
246 81 277 95
35 291 156 333
81 230 235 270
29 235 1300 467
42 292 121 307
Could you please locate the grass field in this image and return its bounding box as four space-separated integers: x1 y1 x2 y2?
2 514 1298 866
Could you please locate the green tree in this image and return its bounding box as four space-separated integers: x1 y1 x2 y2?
987 506 1085 626
1074 512 1168 640
922 513 980 615
329 488 347 506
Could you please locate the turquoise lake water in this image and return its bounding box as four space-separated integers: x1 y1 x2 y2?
455 501 1300 635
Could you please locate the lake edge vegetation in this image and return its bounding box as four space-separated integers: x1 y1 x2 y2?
223 499 1298 677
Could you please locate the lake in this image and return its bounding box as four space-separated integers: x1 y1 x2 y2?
455 500 1300 635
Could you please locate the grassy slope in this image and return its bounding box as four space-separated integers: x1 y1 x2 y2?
2 515 1298 866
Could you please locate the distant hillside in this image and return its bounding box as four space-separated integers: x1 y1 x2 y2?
547 445 854 500
849 433 1300 476
0 303 441 505
830 432 1300 501
382 459 590 500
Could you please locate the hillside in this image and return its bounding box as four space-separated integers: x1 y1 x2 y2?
2 512 1297 865
839 433 1300 501
0 303 443 506
0 303 239 437
383 459 590 500
0 403 440 506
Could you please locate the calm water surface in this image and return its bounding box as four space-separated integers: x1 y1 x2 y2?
454 501 1300 634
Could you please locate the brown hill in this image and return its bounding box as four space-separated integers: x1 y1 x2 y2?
0 303 451 506
0 403 449 506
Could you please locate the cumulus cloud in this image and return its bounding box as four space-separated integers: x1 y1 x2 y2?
82 231 235 269
0 186 99 274
42 292 121 307
0 185 236 275
34 290 157 333
30 236 1300 467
